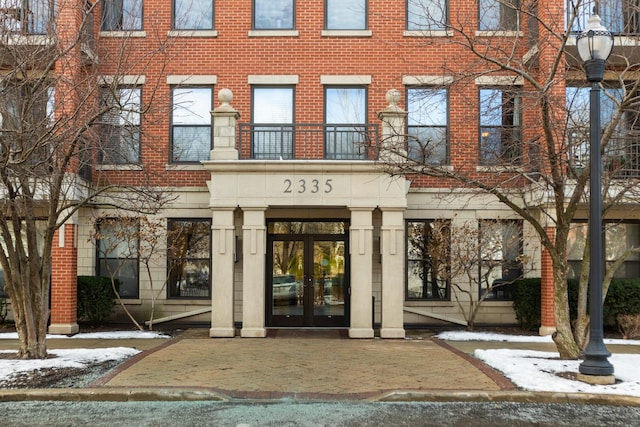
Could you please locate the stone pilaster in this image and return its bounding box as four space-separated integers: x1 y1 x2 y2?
380 208 406 338
349 207 375 338
240 208 267 337
210 208 236 337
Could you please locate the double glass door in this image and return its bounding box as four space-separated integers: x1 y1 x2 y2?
267 222 349 327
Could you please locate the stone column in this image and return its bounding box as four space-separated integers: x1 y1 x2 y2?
210 88 240 160
377 89 407 163
210 208 236 337
380 208 406 338
241 208 267 337
349 208 375 338
49 223 79 335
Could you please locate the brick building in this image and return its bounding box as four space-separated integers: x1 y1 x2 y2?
2 0 639 338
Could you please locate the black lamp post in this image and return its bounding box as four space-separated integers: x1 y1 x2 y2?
576 14 615 377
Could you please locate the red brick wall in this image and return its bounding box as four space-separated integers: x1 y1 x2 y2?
540 226 556 329
90 0 556 189
50 225 78 325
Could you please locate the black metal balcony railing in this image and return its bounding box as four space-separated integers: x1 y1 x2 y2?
237 123 379 160
606 134 640 178
0 0 54 35
569 132 640 178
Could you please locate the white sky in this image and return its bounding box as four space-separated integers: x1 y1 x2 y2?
0 330 639 397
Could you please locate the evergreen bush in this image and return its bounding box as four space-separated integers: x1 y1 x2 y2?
77 276 119 326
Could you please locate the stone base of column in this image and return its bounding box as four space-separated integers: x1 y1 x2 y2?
48 323 79 335
380 327 405 339
538 325 556 336
348 327 374 338
240 327 267 338
209 327 235 338
576 373 616 385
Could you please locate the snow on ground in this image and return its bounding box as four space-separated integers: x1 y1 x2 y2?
436 331 640 397
0 347 140 385
0 330 171 340
0 330 639 396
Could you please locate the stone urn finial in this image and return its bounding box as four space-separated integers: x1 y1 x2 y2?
385 89 401 108
213 88 239 115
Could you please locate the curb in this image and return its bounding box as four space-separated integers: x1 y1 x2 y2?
1 388 639 406
0 388 228 402
373 390 640 407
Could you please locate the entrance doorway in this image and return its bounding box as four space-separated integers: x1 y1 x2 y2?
266 221 349 327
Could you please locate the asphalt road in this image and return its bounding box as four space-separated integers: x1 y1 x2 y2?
1 401 639 426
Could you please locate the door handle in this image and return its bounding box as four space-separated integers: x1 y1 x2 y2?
305 276 314 288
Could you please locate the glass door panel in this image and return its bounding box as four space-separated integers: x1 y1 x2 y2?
313 240 346 321
270 240 304 320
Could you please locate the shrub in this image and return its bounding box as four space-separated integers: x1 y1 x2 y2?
617 314 640 339
511 278 541 330
604 278 640 323
77 276 119 326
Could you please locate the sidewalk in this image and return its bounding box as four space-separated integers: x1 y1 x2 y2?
1 328 640 405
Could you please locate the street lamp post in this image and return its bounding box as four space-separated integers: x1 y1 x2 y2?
576 14 615 377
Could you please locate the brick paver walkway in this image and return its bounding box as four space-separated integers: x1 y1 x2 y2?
102 329 506 399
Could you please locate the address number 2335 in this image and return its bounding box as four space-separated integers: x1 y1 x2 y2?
283 178 333 194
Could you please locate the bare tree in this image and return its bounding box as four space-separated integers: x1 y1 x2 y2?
380 0 640 358
0 1 177 358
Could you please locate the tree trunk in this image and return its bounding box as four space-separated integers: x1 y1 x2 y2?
552 266 582 359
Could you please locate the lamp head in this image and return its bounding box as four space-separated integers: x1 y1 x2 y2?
576 15 614 82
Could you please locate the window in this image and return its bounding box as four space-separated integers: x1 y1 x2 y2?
407 87 448 164
102 0 143 31
253 0 294 30
0 220 46 298
96 219 140 299
568 222 640 279
479 220 523 300
98 87 141 164
0 82 54 169
251 86 294 159
566 85 640 175
168 219 211 298
0 0 54 34
479 87 522 165
568 0 639 35
406 0 447 31
478 0 519 31
325 87 367 159
173 0 214 30
566 86 622 170
326 0 367 30
406 220 450 300
171 87 212 162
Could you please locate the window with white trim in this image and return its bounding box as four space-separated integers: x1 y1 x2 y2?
253 0 294 30
478 0 518 31
173 0 214 30
98 86 141 164
407 87 448 165
324 86 367 160
102 0 143 31
326 0 367 30
479 87 522 165
407 0 447 31
171 86 212 163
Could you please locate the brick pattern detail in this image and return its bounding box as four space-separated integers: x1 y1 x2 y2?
50 225 78 325
540 226 555 328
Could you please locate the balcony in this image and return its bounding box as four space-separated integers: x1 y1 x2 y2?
0 0 53 36
567 0 640 35
237 123 379 160
569 131 640 178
